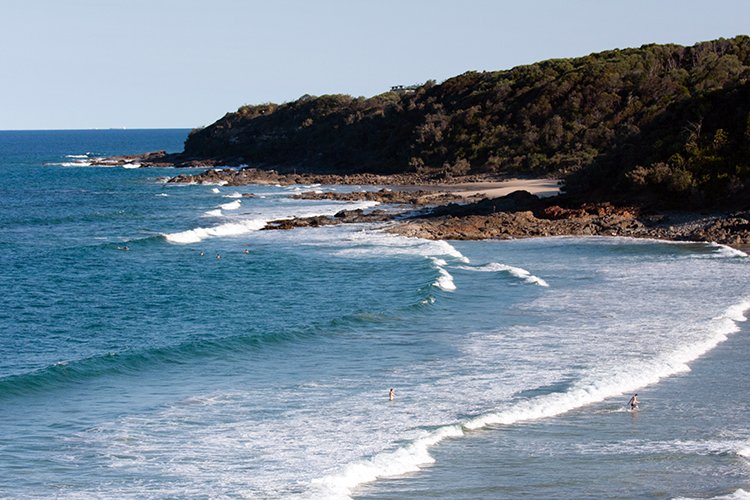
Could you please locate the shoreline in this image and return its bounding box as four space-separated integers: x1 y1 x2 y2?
162 166 750 250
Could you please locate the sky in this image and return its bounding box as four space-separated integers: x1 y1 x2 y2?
1 0 748 130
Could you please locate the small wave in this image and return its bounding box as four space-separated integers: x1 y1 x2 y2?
157 193 169 197
211 187 221 193
311 299 750 499
203 209 223 217
0 329 311 399
681 489 750 500
163 218 267 244
121 163 141 169
434 267 456 292
457 262 549 287
465 299 748 431
311 425 464 498
430 257 456 291
708 242 749 258
335 233 470 264
61 161 92 167
219 200 241 211
223 192 243 199
65 154 90 158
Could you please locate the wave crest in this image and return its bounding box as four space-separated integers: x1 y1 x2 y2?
457 262 549 287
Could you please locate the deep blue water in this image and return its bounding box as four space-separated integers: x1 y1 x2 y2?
1 130 749 499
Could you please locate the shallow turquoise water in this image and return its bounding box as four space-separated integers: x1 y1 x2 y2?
1 131 749 499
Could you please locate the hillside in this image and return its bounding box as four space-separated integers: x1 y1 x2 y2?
179 36 750 209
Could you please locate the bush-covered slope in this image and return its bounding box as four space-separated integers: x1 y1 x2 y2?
182 35 750 207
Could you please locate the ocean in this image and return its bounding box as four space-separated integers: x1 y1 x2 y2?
0 129 748 499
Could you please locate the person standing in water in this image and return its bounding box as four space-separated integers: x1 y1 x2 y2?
389 388 395 401
628 393 640 410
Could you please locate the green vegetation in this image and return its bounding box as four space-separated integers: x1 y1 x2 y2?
183 36 750 208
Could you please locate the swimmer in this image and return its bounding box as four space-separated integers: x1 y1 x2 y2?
389 388 395 401
628 393 640 410
243 248 250 254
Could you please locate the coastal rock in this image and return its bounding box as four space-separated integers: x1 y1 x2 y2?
293 189 466 205
262 209 393 231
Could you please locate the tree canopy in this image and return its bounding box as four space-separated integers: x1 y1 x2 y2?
182 35 750 208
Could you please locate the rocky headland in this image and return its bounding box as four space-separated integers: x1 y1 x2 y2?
96 36 750 249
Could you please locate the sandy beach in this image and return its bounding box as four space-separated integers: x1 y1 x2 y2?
441 179 561 199
385 178 562 199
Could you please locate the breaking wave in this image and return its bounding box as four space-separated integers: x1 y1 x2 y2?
457 262 549 287
310 299 749 499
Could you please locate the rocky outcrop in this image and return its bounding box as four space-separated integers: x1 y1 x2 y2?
165 167 439 187
292 189 466 205
262 209 394 231
388 205 750 247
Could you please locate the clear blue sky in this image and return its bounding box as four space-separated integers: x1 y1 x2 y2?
1 0 748 130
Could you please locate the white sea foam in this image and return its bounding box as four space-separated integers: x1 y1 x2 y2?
693 489 750 500
676 489 750 500
165 200 380 245
311 425 464 499
335 233 470 263
434 267 456 291
164 219 268 244
464 299 748 430
157 193 169 197
219 200 241 210
61 161 92 167
211 187 221 193
708 242 749 258
312 299 750 499
223 192 243 199
121 163 141 169
65 154 89 158
203 209 223 217
429 257 456 291
457 262 549 287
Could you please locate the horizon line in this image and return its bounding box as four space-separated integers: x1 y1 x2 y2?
0 127 194 132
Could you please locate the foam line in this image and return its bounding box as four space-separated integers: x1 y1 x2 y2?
335 233 470 264
164 201 380 244
311 425 464 498
311 299 749 499
164 219 267 244
708 243 749 258
457 262 549 287
60 161 92 167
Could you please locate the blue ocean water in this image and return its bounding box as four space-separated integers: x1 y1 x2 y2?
1 130 749 499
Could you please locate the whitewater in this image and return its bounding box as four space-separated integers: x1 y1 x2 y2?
1 130 749 499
